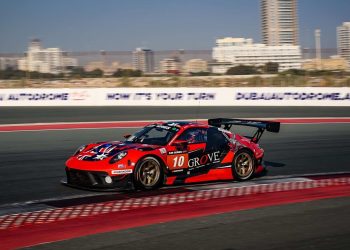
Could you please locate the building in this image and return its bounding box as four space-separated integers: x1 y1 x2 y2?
261 0 299 46
184 59 208 73
337 22 350 64
84 61 106 72
84 61 133 75
132 48 154 73
302 56 349 71
18 39 77 74
159 57 181 74
212 37 302 74
0 57 18 70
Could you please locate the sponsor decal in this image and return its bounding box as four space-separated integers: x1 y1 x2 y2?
167 150 221 170
168 150 187 155
188 151 221 168
71 91 90 101
236 92 350 101
155 124 173 130
167 153 189 169
111 169 133 175
146 124 179 132
159 148 167 154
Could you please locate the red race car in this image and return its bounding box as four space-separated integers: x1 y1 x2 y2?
63 118 280 190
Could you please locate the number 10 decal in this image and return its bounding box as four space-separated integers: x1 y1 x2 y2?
173 155 185 167
167 153 189 170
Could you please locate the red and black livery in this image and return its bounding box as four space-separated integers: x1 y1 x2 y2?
63 118 280 190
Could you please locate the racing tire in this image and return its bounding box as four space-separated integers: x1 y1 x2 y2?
232 149 256 181
134 156 164 190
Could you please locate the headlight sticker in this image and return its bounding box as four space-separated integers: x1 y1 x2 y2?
109 151 128 164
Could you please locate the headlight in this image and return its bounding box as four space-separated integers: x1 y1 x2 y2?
109 151 128 164
74 145 86 156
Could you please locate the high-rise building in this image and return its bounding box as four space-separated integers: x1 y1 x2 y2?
18 39 77 74
212 37 302 73
132 48 154 73
337 22 350 64
261 0 299 45
0 57 19 70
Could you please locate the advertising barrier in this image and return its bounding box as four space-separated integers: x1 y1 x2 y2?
0 87 350 106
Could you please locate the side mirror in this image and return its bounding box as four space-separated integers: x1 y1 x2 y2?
124 134 131 139
172 140 188 150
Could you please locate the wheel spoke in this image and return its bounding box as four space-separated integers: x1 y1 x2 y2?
138 159 160 187
235 152 254 178
146 175 152 184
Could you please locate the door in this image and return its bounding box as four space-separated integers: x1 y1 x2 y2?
166 127 207 171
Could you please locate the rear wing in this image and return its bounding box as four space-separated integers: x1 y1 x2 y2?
208 118 280 143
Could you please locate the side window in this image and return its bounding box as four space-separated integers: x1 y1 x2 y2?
177 128 207 144
206 127 229 151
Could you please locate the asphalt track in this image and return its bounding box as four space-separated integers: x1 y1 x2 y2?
0 122 349 205
0 106 349 205
28 197 350 250
0 106 349 249
1 106 350 124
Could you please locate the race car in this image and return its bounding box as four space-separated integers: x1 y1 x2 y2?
63 118 280 190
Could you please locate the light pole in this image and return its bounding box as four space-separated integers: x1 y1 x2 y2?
24 52 30 85
315 29 321 70
100 50 106 78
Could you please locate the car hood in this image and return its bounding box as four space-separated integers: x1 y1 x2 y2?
76 141 159 161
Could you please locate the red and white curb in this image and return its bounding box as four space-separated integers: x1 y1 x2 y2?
1 177 349 231
0 117 350 132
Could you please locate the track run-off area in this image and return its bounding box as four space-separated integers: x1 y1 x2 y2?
0 106 349 249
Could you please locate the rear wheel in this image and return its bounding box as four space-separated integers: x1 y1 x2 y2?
232 150 255 181
134 157 164 190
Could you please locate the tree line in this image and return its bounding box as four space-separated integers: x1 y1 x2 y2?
0 67 143 80
0 63 348 80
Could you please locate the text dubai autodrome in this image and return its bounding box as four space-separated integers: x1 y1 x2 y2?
236 92 350 101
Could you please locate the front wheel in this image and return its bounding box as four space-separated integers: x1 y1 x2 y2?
232 150 256 181
134 157 164 190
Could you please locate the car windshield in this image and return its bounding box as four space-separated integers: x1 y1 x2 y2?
125 124 179 146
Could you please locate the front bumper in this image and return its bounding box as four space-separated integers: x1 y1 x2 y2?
63 167 134 191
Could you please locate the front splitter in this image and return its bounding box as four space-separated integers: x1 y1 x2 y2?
60 178 134 192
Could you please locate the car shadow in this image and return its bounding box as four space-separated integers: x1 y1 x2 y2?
263 161 286 168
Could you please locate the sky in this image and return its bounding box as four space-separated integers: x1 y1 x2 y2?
0 0 349 53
